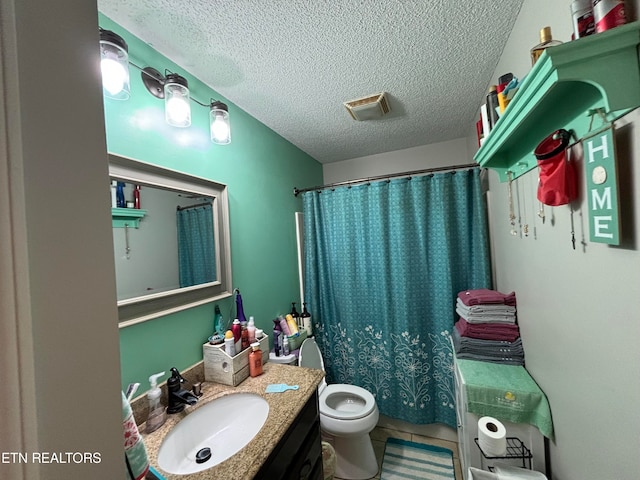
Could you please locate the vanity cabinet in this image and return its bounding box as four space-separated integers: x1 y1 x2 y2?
253 390 324 480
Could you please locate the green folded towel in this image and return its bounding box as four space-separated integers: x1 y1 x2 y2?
457 359 554 439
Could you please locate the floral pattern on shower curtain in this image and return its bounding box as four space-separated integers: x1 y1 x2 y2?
302 168 491 427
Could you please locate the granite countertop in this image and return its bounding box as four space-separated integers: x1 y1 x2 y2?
142 363 324 479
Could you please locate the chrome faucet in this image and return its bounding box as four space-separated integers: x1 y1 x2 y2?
167 367 199 414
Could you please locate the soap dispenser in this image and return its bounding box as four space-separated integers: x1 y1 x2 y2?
145 371 166 433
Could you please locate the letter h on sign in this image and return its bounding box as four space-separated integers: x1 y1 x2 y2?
585 126 619 245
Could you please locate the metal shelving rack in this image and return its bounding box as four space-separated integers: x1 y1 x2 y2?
474 437 533 471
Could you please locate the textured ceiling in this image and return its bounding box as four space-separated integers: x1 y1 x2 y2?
98 0 524 164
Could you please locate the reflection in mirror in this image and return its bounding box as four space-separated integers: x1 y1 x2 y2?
112 185 216 300
109 154 232 326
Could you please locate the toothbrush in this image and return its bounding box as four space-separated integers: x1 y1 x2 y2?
126 382 140 402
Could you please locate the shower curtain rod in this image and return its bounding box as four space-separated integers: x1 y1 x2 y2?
176 201 210 211
293 162 480 196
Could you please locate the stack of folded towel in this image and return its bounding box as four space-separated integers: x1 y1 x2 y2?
452 288 524 365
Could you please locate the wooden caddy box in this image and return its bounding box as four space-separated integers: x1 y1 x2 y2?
203 334 269 386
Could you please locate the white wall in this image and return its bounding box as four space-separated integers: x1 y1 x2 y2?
479 2 640 479
1 1 123 479
323 137 471 184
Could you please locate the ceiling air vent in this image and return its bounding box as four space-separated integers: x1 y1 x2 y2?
344 92 390 121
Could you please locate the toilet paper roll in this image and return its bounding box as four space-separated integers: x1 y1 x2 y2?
478 416 507 457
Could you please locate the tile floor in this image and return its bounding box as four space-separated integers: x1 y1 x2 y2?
334 426 463 480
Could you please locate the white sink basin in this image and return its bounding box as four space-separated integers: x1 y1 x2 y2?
157 392 269 475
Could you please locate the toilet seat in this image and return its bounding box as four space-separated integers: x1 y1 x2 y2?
320 384 376 420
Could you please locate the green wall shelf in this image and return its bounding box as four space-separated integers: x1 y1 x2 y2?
474 21 640 182
112 207 147 228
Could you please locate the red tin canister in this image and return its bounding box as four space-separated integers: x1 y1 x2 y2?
592 0 627 33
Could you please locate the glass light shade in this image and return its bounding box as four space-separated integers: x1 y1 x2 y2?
100 31 130 100
164 74 191 127
210 102 231 145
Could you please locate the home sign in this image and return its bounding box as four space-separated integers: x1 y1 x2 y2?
584 126 619 245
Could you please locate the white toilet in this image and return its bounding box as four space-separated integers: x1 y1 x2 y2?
299 338 379 480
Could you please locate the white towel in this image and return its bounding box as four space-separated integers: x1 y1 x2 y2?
456 306 516 324
457 298 516 315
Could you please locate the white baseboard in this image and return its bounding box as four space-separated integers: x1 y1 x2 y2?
376 414 458 443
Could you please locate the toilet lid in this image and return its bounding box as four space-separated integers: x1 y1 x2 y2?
298 338 325 371
320 384 377 420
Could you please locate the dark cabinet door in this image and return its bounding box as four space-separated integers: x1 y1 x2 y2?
253 391 324 480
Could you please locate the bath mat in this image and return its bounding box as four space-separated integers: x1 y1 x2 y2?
381 438 455 480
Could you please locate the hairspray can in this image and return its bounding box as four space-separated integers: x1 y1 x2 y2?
592 0 627 33
571 0 595 38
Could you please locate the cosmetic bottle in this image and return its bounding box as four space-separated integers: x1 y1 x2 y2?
224 330 235 356
232 319 242 353
249 342 263 377
302 303 313 337
247 316 256 343
290 302 301 328
213 304 225 335
497 73 513 113
282 335 290 356
133 185 141 209
278 315 291 336
235 289 247 325
273 319 282 356
593 0 627 33
241 326 250 351
486 86 500 129
110 181 117 208
286 314 299 337
571 0 595 38
146 371 166 433
530 27 562 66
116 181 126 208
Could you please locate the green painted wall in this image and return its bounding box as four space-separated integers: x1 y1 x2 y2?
99 15 323 392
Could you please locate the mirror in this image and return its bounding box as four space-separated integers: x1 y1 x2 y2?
109 153 232 325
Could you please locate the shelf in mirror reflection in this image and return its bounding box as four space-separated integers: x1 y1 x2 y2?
111 207 147 228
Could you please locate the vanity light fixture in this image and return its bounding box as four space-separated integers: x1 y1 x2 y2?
99 29 130 100
100 28 231 142
209 101 231 145
141 67 191 127
164 74 191 128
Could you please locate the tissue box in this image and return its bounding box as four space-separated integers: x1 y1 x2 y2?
203 334 269 386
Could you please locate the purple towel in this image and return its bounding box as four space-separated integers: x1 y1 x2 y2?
458 289 517 306
455 318 520 342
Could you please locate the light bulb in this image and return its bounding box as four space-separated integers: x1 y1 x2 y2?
165 96 191 127
211 114 230 144
164 74 191 127
101 58 128 96
209 102 230 144
99 30 130 100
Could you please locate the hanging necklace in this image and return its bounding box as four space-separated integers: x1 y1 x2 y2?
507 171 517 236
522 174 529 238
567 145 576 250
529 172 537 239
537 175 545 224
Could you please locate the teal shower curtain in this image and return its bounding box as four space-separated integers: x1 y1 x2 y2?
177 204 216 287
302 168 491 427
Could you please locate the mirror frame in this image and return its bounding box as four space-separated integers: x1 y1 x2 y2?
109 153 232 326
